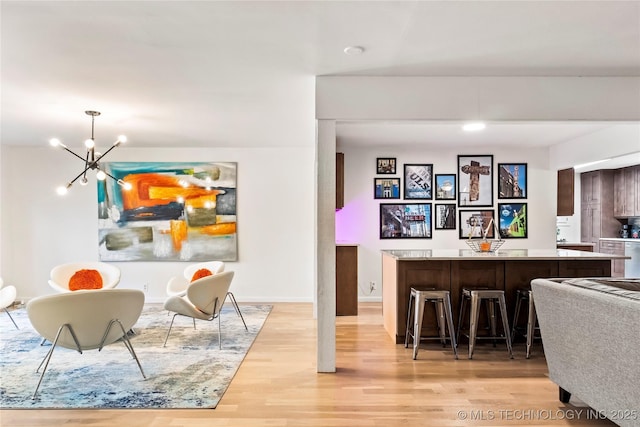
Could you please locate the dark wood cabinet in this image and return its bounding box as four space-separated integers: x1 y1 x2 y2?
557 168 575 216
580 170 618 252
336 245 357 316
336 152 344 210
614 165 640 217
598 240 625 277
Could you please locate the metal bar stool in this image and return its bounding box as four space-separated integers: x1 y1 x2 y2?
405 287 458 360
510 288 540 359
456 287 514 359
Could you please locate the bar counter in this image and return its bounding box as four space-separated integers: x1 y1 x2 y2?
381 249 629 343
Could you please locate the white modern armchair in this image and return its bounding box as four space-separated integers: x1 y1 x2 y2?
48 262 121 293
26 289 146 399
165 261 225 297
165 261 247 331
163 271 234 349
0 277 19 329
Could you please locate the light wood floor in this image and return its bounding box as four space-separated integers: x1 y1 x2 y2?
2 303 615 427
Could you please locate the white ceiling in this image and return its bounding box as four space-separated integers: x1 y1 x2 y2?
2 1 639 167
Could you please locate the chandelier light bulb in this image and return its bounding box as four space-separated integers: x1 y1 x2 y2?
84 139 95 149
118 135 127 143
49 138 61 147
123 182 133 190
56 186 68 195
96 170 107 181
80 176 89 186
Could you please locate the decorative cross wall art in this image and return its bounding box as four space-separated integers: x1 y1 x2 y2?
457 155 494 207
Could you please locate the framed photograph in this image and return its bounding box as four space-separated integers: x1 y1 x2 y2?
376 157 397 174
435 174 456 200
403 164 433 199
498 163 527 199
458 209 496 239
380 203 432 239
498 203 528 238
434 204 456 230
374 177 401 199
457 155 493 207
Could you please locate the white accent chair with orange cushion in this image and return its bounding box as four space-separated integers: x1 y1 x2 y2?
26 289 146 399
48 262 121 293
163 271 234 349
165 261 247 330
0 277 19 329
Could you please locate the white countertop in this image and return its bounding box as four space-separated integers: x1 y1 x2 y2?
600 238 640 242
381 249 630 261
556 242 595 246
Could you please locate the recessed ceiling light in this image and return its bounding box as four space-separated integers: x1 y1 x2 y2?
343 46 365 55
462 122 486 132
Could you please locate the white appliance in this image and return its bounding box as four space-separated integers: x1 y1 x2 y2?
624 241 640 277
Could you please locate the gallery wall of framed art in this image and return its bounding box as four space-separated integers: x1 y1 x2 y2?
369 155 529 242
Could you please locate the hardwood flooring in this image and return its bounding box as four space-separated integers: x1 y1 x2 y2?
1 303 615 426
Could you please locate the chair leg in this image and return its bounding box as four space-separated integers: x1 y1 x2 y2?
226 292 248 331
33 324 81 399
456 294 467 346
108 319 146 379
468 292 480 359
404 292 414 348
163 314 178 347
498 295 514 359
511 290 523 342
526 292 536 359
413 294 426 360
3 308 19 329
435 300 447 346
442 294 458 360
217 313 222 350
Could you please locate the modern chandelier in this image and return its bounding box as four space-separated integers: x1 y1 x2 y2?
49 110 132 195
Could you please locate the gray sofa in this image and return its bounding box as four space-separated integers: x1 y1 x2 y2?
531 277 640 427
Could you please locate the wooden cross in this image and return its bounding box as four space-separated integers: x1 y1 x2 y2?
461 160 490 201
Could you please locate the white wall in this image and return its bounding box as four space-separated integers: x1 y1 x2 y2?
1 146 315 303
336 145 555 301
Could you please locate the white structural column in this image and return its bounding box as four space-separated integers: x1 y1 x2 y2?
316 119 336 372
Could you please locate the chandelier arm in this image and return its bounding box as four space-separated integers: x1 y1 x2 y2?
68 164 95 186
96 167 119 182
94 143 119 163
61 145 90 162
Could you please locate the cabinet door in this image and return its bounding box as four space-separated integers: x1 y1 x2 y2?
581 171 601 204
614 168 626 217
557 168 574 216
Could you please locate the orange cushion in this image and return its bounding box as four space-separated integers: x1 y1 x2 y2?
191 268 213 282
69 269 103 291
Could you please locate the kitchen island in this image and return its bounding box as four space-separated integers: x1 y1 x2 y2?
381 249 629 343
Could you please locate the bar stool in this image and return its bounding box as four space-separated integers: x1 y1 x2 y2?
456 288 514 359
404 287 458 360
510 288 540 359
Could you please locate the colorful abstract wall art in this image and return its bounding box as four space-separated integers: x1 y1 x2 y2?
98 162 237 261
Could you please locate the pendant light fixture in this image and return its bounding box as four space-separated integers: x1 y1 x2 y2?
49 110 132 195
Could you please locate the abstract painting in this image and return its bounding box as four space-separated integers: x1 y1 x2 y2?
380 203 432 239
98 162 237 261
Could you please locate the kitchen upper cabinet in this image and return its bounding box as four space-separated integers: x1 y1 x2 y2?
580 170 618 252
336 152 344 210
614 165 640 217
557 168 575 216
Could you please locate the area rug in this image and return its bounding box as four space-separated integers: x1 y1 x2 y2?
0 303 271 409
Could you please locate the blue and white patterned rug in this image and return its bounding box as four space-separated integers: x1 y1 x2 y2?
0 303 271 408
